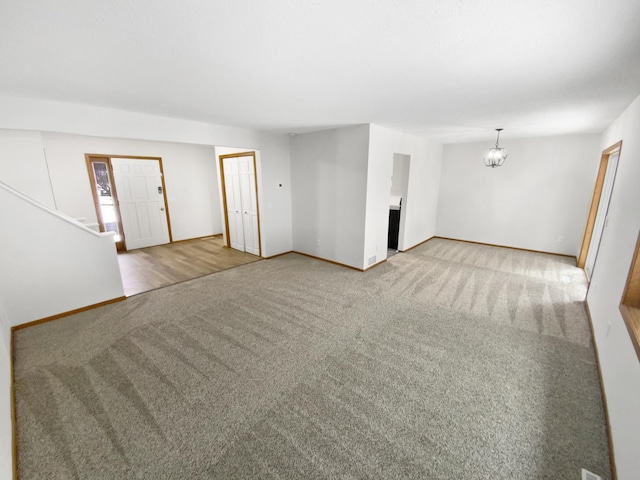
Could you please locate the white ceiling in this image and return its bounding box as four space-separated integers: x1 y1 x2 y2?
1 0 639 143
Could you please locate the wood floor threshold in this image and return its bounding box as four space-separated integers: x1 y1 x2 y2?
434 236 578 262
11 296 127 332
584 301 617 480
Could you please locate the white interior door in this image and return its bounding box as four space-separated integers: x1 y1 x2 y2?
222 154 260 256
238 156 260 255
222 158 245 251
585 153 619 280
111 158 170 250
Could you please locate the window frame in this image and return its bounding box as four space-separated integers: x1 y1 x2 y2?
620 230 640 361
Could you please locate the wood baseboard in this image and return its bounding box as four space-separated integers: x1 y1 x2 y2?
433 236 577 262
11 296 127 332
265 251 294 260
268 240 447 271
583 301 617 480
401 236 436 253
11 329 17 480
292 252 364 271
363 259 387 271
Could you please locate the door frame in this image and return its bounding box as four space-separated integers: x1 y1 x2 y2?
577 140 623 269
85 154 173 251
390 153 411 252
85 155 126 251
218 151 262 257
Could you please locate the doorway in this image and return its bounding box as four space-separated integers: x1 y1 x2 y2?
387 153 410 257
86 154 172 251
577 141 622 280
219 151 262 256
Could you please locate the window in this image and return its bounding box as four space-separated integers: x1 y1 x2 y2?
620 230 640 361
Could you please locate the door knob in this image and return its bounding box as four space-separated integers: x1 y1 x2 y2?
160 207 165 211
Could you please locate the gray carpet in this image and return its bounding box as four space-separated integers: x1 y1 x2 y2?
14 238 611 479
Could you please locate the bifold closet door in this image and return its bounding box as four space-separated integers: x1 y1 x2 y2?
222 155 260 256
237 156 260 255
222 158 245 251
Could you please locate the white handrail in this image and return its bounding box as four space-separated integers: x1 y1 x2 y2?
0 180 114 238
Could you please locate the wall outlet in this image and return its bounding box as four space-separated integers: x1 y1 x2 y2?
558 236 564 243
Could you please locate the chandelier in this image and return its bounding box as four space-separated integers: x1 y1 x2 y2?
483 128 508 168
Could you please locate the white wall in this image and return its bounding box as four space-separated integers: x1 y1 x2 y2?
366 124 443 264
0 295 11 480
587 93 640 480
0 96 293 256
41 132 222 241
437 134 601 256
390 154 407 197
0 181 124 327
0 130 55 207
290 126 370 269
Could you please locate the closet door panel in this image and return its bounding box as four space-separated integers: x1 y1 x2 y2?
223 158 245 251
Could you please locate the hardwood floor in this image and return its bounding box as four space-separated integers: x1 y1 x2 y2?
117 235 260 296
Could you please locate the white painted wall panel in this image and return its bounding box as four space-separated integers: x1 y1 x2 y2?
290 126 370 269
0 130 55 207
587 93 640 480
437 134 601 256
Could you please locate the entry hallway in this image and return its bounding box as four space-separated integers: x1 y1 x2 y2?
13 239 610 479
117 235 260 296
